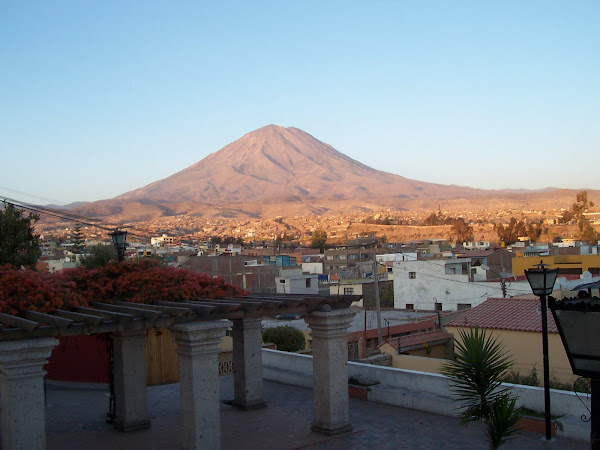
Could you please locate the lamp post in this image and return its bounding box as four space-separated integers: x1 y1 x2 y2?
525 260 559 441
109 229 128 263
549 296 600 449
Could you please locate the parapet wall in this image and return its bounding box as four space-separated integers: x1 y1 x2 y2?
262 348 591 442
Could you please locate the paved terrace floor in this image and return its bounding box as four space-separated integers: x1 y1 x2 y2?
37 377 586 450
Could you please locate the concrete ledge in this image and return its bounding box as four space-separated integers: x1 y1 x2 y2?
262 348 592 442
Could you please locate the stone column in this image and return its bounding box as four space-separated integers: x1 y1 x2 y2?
0 337 58 450
112 329 150 431
232 318 266 409
304 308 356 435
171 320 231 450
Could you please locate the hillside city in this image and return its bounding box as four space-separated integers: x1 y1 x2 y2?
4 184 600 449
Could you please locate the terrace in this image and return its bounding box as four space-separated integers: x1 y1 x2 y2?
0 292 592 449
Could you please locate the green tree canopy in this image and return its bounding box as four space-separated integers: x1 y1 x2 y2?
0 202 41 268
571 191 599 245
310 230 327 252
70 225 85 254
450 218 474 244
262 325 305 352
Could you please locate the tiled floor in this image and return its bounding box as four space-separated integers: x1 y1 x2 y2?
41 377 587 449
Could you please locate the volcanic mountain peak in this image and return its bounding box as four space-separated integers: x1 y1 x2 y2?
116 124 402 205
75 124 579 221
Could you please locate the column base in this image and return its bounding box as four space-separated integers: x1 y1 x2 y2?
114 419 150 432
230 399 267 410
311 422 353 436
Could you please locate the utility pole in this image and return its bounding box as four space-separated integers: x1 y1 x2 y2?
373 233 382 345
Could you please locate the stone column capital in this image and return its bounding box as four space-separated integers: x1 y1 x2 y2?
0 337 59 450
304 308 357 339
0 337 58 380
171 320 231 356
232 317 263 330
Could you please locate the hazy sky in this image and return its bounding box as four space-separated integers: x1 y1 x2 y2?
1 1 598 205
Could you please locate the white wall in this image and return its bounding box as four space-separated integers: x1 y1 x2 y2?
393 260 532 311
262 349 590 442
275 276 319 294
302 262 324 274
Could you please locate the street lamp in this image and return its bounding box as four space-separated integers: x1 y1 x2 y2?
549 296 600 448
109 229 127 263
525 260 559 441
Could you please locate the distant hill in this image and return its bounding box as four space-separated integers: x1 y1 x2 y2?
74 125 589 221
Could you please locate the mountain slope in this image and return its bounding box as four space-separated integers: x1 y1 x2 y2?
115 125 481 205
74 124 576 222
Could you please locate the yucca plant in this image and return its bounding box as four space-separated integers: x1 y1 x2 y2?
442 328 523 449
485 393 523 449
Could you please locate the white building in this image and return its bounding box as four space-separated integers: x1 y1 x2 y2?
393 258 531 311
275 274 319 295
151 234 174 246
462 241 491 250
301 261 324 274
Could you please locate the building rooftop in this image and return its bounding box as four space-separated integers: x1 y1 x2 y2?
385 328 451 351
445 297 559 333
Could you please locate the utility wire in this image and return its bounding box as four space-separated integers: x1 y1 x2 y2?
1 197 151 240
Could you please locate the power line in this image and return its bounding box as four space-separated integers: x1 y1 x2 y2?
0 197 150 240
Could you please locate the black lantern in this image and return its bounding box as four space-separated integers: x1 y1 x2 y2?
109 229 127 263
524 261 559 441
550 297 600 448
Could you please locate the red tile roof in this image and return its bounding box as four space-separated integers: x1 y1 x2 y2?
383 329 451 351
348 319 436 342
445 297 558 333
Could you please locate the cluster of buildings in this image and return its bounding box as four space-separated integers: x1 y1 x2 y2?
38 229 600 381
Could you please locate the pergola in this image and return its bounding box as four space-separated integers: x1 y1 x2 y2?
0 293 359 449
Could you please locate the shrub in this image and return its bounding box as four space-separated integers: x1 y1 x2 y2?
0 261 247 315
262 325 305 352
441 328 523 449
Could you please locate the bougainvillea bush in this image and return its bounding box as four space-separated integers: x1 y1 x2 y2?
0 264 85 315
0 260 247 316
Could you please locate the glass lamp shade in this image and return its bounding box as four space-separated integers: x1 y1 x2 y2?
109 229 127 250
525 267 558 296
551 306 600 377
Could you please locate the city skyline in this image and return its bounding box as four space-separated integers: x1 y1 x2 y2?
2 2 598 205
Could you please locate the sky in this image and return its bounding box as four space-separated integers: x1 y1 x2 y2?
1 1 599 205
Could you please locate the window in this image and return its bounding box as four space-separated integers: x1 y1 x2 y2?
405 303 414 310
435 303 443 311
409 272 416 279
344 287 354 295
305 278 311 288
457 303 471 311
279 279 286 283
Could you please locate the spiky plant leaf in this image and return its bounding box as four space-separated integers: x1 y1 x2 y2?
485 394 523 449
441 328 514 424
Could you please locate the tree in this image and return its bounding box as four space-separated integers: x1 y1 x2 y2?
579 219 600 245
450 218 474 244
70 225 85 254
78 245 118 269
441 328 523 449
494 218 529 245
572 190 594 218
0 202 41 269
262 325 305 352
565 191 599 245
310 230 327 252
